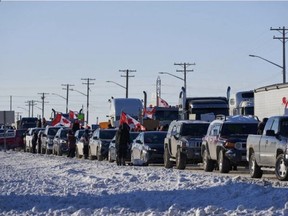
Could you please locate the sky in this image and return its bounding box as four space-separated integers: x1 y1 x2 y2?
0 1 287 124
1 150 288 215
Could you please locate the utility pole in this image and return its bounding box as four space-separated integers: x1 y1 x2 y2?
156 76 161 107
119 69 136 98
25 100 37 117
61 84 74 113
82 78 95 125
174 62 195 92
271 26 288 83
38 92 49 119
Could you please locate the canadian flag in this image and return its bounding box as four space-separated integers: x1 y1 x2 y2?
51 113 71 127
158 97 169 108
120 112 146 131
69 110 78 119
143 106 156 119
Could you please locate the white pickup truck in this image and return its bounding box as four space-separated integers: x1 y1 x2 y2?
247 116 288 181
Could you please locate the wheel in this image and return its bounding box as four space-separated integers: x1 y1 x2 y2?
175 148 186 170
249 153 263 178
164 146 173 168
97 148 104 161
218 150 230 173
108 151 114 162
275 154 288 181
202 148 214 172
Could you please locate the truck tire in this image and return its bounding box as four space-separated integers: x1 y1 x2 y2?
202 148 214 172
108 151 114 162
175 148 186 170
275 154 288 181
164 146 173 168
249 153 263 178
218 150 230 173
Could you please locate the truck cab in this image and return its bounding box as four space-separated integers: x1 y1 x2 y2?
247 116 288 181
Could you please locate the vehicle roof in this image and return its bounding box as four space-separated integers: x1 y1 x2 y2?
213 115 259 124
171 120 209 124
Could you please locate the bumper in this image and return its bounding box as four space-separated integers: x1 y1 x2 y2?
183 148 202 162
147 151 164 163
225 149 247 165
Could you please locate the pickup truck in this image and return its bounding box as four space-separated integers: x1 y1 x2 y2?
247 116 288 181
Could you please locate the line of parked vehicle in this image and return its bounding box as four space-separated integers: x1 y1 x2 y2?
21 114 288 181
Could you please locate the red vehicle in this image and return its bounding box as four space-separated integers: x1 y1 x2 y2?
0 129 26 150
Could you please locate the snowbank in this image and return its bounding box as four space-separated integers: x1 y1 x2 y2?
1 151 288 215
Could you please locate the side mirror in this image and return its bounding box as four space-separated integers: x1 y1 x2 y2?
266 130 275 136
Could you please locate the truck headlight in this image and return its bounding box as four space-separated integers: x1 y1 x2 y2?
224 141 235 149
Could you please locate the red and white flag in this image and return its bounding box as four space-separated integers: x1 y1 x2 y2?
120 112 146 131
158 97 169 108
69 110 78 119
51 113 71 127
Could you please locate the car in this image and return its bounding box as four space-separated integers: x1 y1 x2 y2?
75 129 93 159
74 129 86 142
53 128 69 156
164 120 210 170
41 126 63 154
108 131 140 163
201 115 259 173
24 127 45 152
131 131 167 166
89 128 117 161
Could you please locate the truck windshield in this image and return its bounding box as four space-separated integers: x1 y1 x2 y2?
221 123 258 136
180 123 209 137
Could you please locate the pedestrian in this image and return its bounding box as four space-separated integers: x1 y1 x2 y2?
115 122 130 166
67 130 76 158
80 129 90 159
32 131 38 154
257 117 268 135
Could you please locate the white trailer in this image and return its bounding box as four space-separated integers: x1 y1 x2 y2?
254 83 288 120
108 98 143 127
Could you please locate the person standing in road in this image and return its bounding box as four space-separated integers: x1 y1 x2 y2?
80 129 90 159
67 130 76 158
115 122 130 166
32 131 38 154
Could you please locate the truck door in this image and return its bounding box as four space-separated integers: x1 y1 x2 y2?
260 118 279 166
208 124 221 160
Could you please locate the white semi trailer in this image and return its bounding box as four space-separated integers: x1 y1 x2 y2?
254 83 288 120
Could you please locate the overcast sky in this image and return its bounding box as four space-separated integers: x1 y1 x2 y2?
0 1 287 123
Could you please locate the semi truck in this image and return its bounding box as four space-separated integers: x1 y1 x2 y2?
229 90 254 116
254 83 288 120
108 97 143 127
178 87 229 122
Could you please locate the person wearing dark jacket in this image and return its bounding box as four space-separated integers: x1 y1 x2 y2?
67 130 76 158
80 129 90 159
32 131 38 154
115 122 130 166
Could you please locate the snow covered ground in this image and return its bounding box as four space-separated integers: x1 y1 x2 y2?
1 150 288 216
